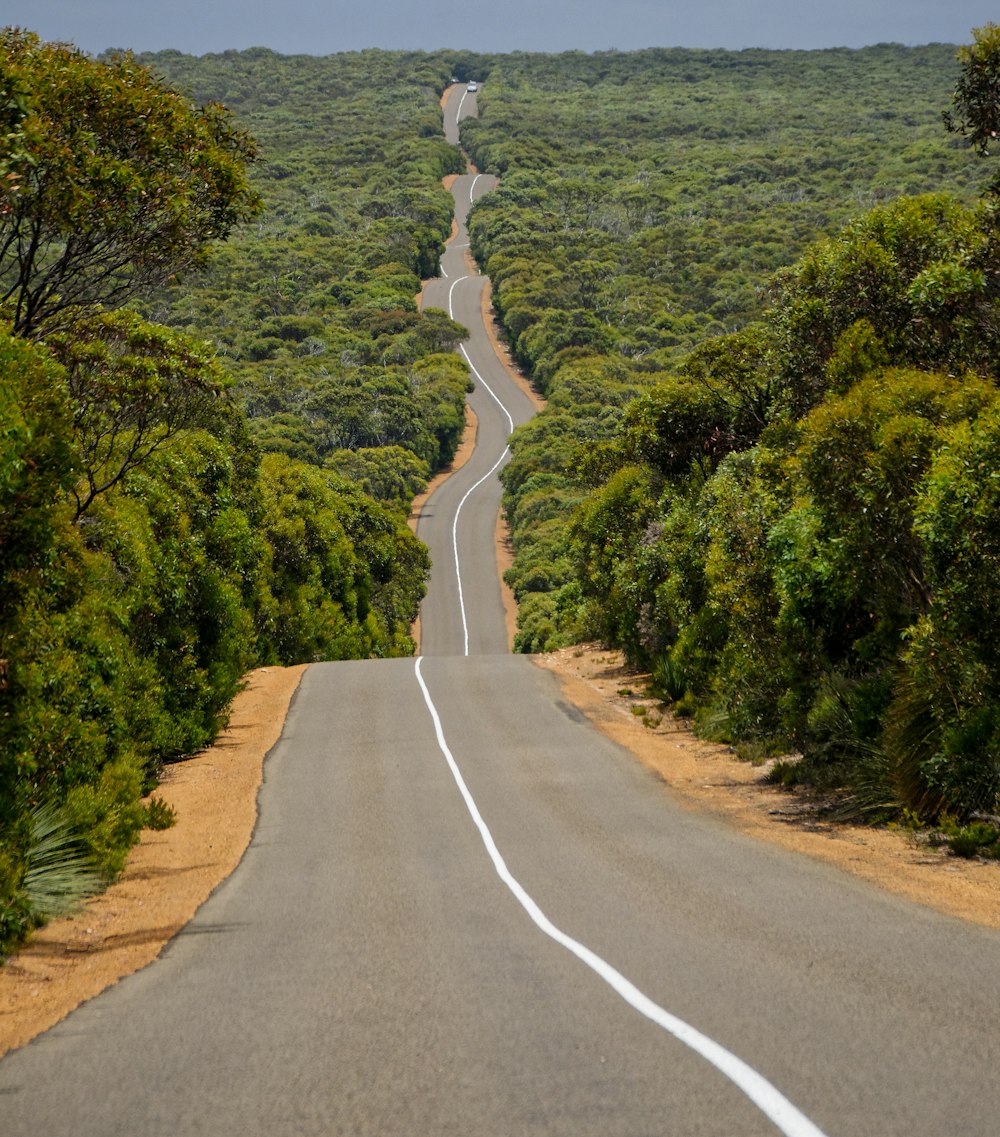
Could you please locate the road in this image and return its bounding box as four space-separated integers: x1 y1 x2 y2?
416 162 535 656
3 85 1000 1137
417 82 537 657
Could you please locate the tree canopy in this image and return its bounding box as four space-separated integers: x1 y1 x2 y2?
0 38 445 957
0 30 262 335
945 22 1000 186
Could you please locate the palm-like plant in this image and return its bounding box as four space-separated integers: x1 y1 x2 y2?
23 802 102 923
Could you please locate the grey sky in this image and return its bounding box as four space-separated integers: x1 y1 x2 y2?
6 1 996 57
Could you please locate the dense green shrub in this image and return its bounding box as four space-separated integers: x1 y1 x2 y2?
0 333 156 947
0 43 454 956
887 403 1000 816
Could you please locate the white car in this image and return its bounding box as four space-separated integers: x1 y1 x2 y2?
466 82 478 93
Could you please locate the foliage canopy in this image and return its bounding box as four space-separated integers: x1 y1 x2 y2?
0 30 262 335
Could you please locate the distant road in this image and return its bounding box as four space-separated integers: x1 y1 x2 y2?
417 125 536 654
3 84 1000 1137
444 82 474 145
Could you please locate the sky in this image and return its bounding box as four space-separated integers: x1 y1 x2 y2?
6 1 997 57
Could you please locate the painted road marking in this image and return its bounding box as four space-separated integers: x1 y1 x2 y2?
445 274 517 653
414 656 829 1137
448 443 509 655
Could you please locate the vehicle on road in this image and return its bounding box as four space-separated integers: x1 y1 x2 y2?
467 82 478 92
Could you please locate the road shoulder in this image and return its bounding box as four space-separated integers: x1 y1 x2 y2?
0 664 306 1057
534 644 1000 932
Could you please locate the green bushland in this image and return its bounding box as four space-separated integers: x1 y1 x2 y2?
471 32 1000 830
0 38 457 956
134 48 474 502
466 44 993 661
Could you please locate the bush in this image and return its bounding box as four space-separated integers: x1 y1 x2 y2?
935 815 1000 859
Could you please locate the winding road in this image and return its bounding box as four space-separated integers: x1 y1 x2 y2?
415 139 535 657
2 85 1000 1137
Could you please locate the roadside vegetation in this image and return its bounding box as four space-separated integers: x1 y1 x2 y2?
0 37 464 956
464 31 1000 846
5 29 1000 958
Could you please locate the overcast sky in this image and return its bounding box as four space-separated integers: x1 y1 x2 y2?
6 1 996 57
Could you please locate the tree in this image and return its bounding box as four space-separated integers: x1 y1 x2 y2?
0 30 262 336
614 376 738 482
0 58 27 213
47 310 231 519
254 454 427 663
324 445 429 511
944 23 1000 191
771 194 996 405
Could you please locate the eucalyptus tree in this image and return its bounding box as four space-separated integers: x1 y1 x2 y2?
944 22 1000 192
0 29 261 337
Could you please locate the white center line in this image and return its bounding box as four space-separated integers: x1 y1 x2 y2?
449 445 509 656
444 273 516 652
414 656 830 1137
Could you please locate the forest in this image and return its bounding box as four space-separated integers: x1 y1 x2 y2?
0 36 464 955
466 33 1000 847
3 28 1000 956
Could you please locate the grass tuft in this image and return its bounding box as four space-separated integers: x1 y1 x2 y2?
23 802 103 924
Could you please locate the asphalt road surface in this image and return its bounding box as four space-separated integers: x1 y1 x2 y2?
3 85 1000 1137
416 159 535 657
